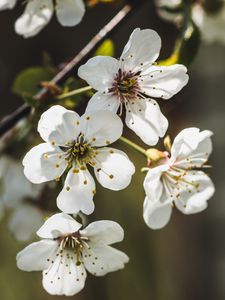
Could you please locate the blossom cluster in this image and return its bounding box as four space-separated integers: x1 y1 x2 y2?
4 27 213 296
0 0 85 38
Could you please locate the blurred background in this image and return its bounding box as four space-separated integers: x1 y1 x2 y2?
0 0 225 299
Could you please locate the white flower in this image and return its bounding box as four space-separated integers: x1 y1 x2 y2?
155 0 225 45
143 128 215 229
0 155 44 241
0 156 41 207
9 203 44 242
0 0 16 10
17 213 129 296
23 105 135 215
192 2 225 45
0 0 85 38
154 0 183 24
78 28 189 145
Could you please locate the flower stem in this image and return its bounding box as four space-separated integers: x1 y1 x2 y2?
57 86 92 100
120 136 147 157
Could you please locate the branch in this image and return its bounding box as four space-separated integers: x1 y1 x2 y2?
0 1 146 139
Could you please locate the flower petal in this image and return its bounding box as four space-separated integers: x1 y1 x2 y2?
78 56 120 92
1 157 34 207
175 171 215 214
83 244 129 276
55 0 85 26
42 251 87 296
85 92 120 114
15 0 53 38
23 143 67 184
143 196 172 229
38 105 80 145
143 165 168 201
125 98 168 145
171 127 213 167
9 204 44 242
81 110 123 147
16 240 57 271
140 64 189 99
0 0 16 10
120 28 161 72
37 213 82 239
80 220 124 245
93 148 135 191
57 168 96 215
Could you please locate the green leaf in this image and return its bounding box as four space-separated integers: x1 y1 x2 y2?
12 67 54 97
178 21 200 66
21 92 39 107
95 39 115 57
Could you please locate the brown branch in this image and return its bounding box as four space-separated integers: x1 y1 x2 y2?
0 1 146 139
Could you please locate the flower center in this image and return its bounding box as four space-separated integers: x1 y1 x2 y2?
109 69 140 102
62 134 94 166
162 166 200 204
58 232 89 265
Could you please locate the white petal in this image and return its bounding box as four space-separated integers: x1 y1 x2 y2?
120 28 161 72
57 168 96 215
81 110 123 147
55 0 85 26
38 105 80 145
9 204 44 242
15 0 53 38
78 56 120 92
0 0 16 10
143 196 172 229
81 220 124 245
16 240 57 271
2 158 34 207
93 148 135 191
175 171 215 214
143 165 168 200
171 127 213 167
37 213 82 239
83 244 129 276
85 92 120 114
23 143 67 184
42 251 87 296
156 0 182 7
125 98 168 145
140 64 189 99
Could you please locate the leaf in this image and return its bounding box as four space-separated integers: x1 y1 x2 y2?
178 21 200 66
12 67 54 97
95 39 115 57
157 22 200 67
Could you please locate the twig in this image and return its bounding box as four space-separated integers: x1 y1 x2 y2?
0 1 146 139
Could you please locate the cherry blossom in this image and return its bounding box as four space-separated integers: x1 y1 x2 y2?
23 105 135 215
17 213 129 296
0 155 44 241
143 128 215 229
78 28 189 145
0 0 85 38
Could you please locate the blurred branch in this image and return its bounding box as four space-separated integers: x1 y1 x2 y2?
0 0 147 140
